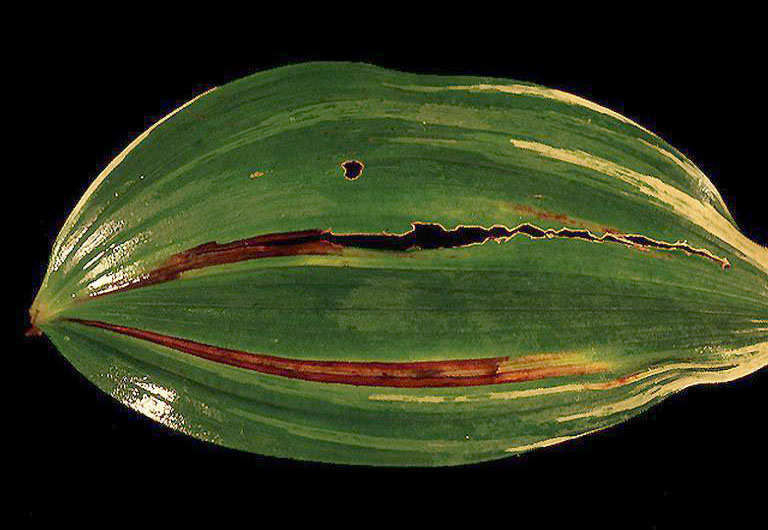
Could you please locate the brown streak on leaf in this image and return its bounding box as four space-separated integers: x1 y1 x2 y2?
513 203 620 234
91 230 343 297
69 319 608 387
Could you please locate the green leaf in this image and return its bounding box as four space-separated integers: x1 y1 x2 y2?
31 62 768 466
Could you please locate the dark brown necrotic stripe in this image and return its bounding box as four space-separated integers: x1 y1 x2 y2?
69 319 605 387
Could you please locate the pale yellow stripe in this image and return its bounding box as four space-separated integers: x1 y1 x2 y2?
368 394 448 404
509 138 768 274
367 394 472 404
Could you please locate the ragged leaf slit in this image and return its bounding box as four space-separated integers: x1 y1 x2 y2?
90 222 729 297
326 222 730 268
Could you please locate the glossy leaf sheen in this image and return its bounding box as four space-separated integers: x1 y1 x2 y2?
31 62 768 466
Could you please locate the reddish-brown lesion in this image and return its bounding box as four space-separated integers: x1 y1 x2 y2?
512 203 620 234
95 230 344 296
70 319 608 387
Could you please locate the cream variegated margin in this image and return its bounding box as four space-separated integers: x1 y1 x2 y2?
390 82 733 224
444 83 657 136
368 339 768 407
50 87 219 275
508 139 768 274
34 87 218 324
638 138 731 219
388 82 655 135
366 338 768 456
504 429 603 454
556 339 768 422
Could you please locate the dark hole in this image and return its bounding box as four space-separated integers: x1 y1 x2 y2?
326 223 509 251
342 160 364 180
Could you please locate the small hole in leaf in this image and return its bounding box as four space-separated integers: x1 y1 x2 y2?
341 160 364 180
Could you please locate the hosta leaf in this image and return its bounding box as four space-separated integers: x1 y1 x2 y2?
30 62 768 466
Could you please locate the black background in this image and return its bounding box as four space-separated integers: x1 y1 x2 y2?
13 12 767 525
